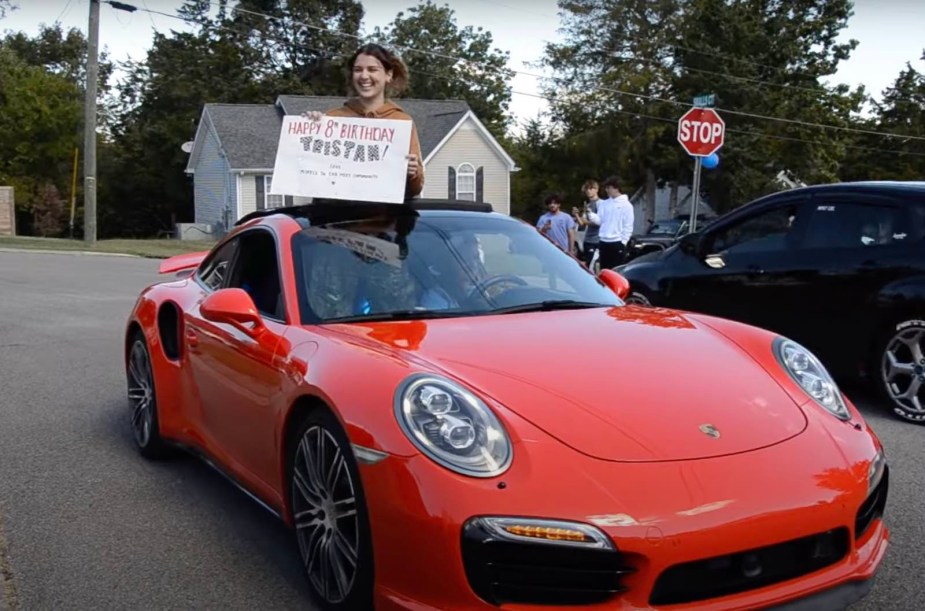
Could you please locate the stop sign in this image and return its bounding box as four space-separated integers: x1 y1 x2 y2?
678 108 725 156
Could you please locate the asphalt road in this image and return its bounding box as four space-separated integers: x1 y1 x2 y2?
0 250 921 610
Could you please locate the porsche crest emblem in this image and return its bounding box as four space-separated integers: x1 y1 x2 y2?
699 424 721 439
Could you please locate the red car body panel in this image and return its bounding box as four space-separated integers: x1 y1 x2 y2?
127 213 889 610
157 250 209 274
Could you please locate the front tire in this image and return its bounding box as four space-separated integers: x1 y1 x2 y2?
625 290 653 306
126 333 170 458
289 409 374 610
878 319 925 424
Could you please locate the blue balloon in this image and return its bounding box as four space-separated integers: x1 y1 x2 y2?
701 153 720 169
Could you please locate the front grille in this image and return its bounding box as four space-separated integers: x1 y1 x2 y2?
856 465 889 539
650 528 850 606
461 519 633 606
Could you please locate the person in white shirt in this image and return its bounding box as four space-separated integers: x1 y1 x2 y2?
587 176 634 270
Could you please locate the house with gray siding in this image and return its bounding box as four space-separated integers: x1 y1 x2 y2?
183 95 517 238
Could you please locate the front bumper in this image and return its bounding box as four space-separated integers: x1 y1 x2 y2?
363 409 889 610
769 576 876 611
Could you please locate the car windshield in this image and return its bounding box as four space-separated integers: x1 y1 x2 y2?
291 209 621 323
647 220 684 236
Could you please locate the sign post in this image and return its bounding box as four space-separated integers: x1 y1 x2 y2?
677 105 725 233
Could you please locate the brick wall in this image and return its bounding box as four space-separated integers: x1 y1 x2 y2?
0 187 14 236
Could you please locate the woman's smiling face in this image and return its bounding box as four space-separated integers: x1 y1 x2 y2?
352 53 392 101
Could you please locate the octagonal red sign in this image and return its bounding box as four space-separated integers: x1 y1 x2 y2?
678 108 725 156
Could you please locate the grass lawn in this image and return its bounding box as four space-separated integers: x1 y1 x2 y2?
0 236 215 259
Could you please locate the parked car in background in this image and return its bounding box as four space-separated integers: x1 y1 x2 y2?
616 181 925 423
626 219 689 261
626 215 718 262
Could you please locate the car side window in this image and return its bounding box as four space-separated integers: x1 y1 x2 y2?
709 203 801 254
802 202 909 250
225 230 286 320
197 239 238 291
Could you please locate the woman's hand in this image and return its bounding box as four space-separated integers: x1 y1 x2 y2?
406 153 420 178
301 110 324 122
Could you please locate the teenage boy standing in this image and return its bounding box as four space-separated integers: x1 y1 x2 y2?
537 193 577 254
589 177 634 270
572 179 602 268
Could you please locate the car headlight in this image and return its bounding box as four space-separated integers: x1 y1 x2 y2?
394 374 513 477
774 338 850 420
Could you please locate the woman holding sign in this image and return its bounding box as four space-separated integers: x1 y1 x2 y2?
304 44 424 197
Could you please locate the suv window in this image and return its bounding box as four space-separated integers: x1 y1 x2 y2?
225 229 285 320
197 239 238 291
802 202 909 250
709 203 801 254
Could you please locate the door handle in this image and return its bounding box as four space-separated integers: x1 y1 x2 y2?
185 328 199 348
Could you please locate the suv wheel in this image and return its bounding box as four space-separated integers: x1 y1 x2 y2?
625 290 653 306
879 319 925 424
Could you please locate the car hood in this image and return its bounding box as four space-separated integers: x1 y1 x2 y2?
341 307 807 462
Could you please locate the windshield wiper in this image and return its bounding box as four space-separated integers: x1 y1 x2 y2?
324 309 473 324
489 300 611 315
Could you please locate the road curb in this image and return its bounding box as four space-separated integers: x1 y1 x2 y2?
0 247 140 259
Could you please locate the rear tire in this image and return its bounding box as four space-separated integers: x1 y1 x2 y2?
288 409 374 610
126 333 171 458
876 319 925 424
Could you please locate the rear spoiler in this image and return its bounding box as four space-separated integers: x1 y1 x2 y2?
158 250 209 275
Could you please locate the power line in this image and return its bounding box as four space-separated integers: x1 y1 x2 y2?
122 1 925 152
215 1 925 143
509 90 925 158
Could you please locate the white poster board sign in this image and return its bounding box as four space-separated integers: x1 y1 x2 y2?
269 115 412 204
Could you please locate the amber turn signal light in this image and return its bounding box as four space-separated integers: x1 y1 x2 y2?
502 524 592 543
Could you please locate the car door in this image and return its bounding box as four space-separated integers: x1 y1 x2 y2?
184 228 289 492
180 237 239 441
667 196 812 337
790 193 915 374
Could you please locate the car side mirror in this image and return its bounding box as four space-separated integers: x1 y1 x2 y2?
679 232 706 257
201 288 265 336
598 269 631 300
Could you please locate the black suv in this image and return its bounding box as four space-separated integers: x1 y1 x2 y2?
616 181 925 423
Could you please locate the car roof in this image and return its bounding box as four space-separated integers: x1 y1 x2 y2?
235 198 502 229
770 181 925 199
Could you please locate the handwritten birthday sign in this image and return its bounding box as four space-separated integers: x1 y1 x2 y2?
270 115 412 203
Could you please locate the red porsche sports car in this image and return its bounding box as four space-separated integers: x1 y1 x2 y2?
125 199 889 610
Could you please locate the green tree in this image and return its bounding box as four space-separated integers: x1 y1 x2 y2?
537 0 865 218
0 45 81 234
218 0 365 95
376 1 513 138
671 0 864 211
841 51 925 181
102 24 270 237
0 1 15 20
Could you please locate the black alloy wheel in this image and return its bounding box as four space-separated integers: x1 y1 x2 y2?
126 333 170 457
289 409 374 610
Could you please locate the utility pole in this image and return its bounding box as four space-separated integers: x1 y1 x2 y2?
83 0 100 244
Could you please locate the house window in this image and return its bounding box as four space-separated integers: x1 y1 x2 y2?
264 176 284 209
456 163 476 201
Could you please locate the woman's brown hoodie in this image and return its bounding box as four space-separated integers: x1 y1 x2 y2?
325 98 424 198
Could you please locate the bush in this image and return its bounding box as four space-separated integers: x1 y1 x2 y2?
32 182 69 237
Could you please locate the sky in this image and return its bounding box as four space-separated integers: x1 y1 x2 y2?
3 0 924 132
